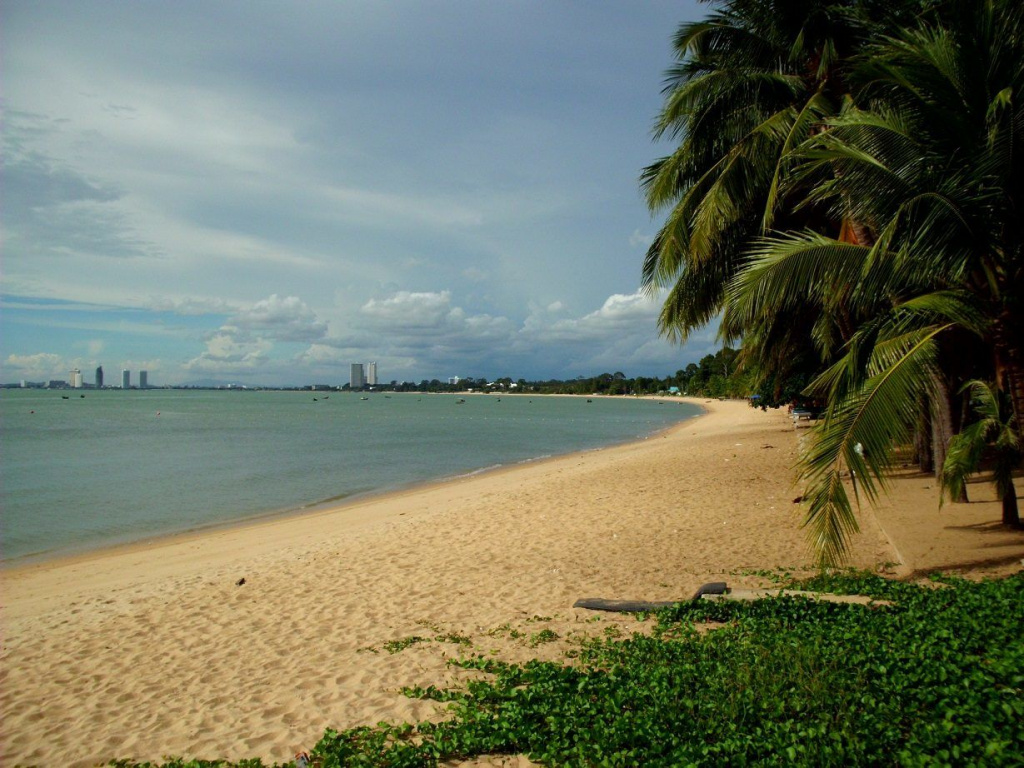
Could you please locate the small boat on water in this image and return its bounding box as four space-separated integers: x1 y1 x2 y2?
456 398 466 404
360 396 369 401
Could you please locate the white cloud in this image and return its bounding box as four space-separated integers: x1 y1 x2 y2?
324 184 484 230
523 291 660 343
184 334 272 374
629 229 654 249
360 291 456 331
3 352 68 380
229 294 327 343
296 343 351 366
462 266 488 283
358 291 516 351
340 288 694 380
145 296 237 316
179 295 327 376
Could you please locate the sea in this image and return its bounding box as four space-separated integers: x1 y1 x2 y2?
1 389 700 564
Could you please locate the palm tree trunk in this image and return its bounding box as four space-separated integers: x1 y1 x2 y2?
951 388 970 503
993 324 1023 524
994 316 1024 433
1002 487 1020 527
1001 359 1024 434
930 374 955 485
915 405 933 474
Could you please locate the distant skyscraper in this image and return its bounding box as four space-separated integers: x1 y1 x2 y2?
96 366 104 388
70 368 83 388
140 370 148 389
350 363 365 389
366 361 378 386
122 369 130 389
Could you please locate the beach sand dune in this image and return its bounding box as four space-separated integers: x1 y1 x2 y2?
3 399 1021 766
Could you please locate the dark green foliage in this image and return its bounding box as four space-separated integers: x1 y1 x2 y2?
412 574 1023 766
116 573 1023 767
348 348 754 398
109 760 280 768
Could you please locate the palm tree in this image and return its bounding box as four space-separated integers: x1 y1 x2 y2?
642 0 924 400
942 380 1021 527
724 0 1024 564
643 2 862 332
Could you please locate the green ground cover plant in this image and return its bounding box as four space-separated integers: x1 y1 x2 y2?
112 572 1024 767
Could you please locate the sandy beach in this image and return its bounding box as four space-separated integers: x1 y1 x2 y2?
3 399 1022 767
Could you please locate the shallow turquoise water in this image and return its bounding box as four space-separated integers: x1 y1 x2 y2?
0 390 699 562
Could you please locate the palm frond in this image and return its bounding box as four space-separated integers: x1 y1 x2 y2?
941 420 989 506
799 323 950 567
761 88 834 232
725 232 870 329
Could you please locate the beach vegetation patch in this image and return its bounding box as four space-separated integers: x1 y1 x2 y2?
382 636 428 654
527 629 559 647
486 622 525 640
110 760 278 767
114 572 1024 766
433 631 473 647
363 632 474 656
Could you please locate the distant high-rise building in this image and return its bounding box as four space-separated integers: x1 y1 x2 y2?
366 361 378 386
122 369 130 389
140 370 149 389
96 366 104 388
70 368 83 388
350 363 365 390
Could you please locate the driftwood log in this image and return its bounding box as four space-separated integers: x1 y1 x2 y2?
572 582 729 612
573 583 889 612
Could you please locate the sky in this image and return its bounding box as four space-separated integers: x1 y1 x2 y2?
1 0 716 387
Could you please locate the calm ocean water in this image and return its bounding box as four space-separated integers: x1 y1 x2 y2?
1 389 699 563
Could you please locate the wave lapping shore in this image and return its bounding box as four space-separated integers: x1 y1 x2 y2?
2 399 1021 767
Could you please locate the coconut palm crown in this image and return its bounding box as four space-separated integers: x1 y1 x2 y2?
723 0 1024 563
645 0 1024 565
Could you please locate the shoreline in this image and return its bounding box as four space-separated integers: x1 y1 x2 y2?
1 395 701 573
3 398 1021 767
